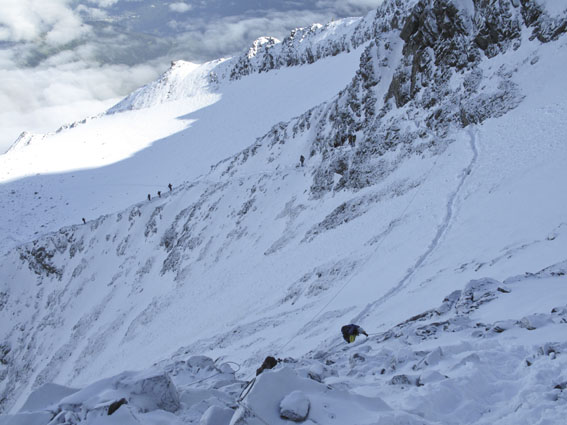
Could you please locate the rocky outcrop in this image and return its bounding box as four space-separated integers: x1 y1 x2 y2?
247 0 564 198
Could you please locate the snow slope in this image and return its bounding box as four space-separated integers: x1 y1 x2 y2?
1 0 567 423
0 35 368 251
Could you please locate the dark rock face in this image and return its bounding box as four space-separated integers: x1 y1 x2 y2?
389 0 475 108
19 244 63 279
521 0 567 42
474 0 522 57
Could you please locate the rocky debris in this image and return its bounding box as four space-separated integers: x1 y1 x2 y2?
280 390 310 422
3 259 566 424
454 278 504 314
389 374 419 386
1 356 240 424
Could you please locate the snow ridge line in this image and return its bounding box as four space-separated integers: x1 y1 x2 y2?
352 128 480 324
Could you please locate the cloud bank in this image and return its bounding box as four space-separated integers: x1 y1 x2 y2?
0 0 384 153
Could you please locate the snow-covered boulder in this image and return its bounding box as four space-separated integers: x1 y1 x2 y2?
418 370 448 385
279 390 310 422
389 374 419 386
519 313 554 330
200 405 234 425
230 367 390 425
117 370 180 413
490 319 517 333
18 383 79 413
455 278 503 314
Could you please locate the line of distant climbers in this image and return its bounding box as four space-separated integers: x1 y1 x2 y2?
82 183 173 224
82 146 346 225
147 183 173 201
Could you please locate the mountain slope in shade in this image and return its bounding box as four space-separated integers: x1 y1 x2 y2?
0 0 566 422
0 17 370 251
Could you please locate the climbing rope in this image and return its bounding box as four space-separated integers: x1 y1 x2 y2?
236 400 272 425
237 377 256 402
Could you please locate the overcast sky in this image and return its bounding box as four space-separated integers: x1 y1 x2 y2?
0 0 383 153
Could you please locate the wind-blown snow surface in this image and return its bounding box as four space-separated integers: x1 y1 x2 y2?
1 1 567 423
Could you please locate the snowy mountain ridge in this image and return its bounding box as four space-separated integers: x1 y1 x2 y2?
1 0 567 423
107 13 375 114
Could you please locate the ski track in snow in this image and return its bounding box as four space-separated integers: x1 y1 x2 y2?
353 128 480 323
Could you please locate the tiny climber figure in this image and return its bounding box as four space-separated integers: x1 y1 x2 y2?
341 324 368 343
168 183 173 192
147 193 151 201
82 218 86 224
157 190 161 198
256 356 278 376
299 155 305 167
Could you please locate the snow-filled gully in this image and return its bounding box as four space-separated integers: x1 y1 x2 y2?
353 128 480 323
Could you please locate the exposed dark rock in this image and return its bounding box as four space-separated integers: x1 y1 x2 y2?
19 245 63 279
390 374 413 385
0 343 10 365
108 398 128 415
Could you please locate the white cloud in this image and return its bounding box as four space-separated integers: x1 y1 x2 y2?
168 10 337 62
86 0 120 7
0 0 89 45
316 0 384 16
169 2 192 13
0 61 163 153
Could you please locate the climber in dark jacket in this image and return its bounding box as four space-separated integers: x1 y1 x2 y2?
341 324 368 343
256 356 278 375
